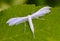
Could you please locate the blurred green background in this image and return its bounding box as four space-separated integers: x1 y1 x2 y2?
0 0 60 7
0 0 60 6
0 0 60 41
0 0 60 11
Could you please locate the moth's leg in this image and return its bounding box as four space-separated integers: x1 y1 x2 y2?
39 18 46 20
35 17 45 20
35 17 40 19
24 22 26 33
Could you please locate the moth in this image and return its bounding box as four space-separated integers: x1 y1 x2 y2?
6 6 51 38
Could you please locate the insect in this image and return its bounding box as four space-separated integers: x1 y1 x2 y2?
6 6 51 38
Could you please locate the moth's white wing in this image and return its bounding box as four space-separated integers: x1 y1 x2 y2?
15 17 27 25
6 17 28 26
6 18 17 23
31 6 51 19
39 6 51 11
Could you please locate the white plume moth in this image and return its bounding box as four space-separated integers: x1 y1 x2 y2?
6 6 51 38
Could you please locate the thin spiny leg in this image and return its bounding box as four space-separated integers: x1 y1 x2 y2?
39 18 45 20
24 22 27 33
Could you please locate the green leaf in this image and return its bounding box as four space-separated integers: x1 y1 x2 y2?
0 5 60 41
35 0 46 6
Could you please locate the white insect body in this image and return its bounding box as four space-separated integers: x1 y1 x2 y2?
6 6 51 38
27 15 35 38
